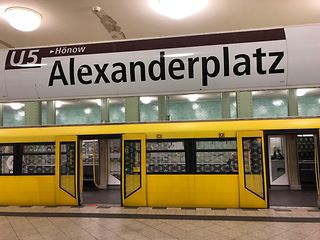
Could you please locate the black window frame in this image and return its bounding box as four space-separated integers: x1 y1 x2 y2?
146 138 238 174
0 142 56 176
146 139 190 174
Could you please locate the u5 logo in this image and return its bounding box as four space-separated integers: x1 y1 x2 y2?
5 49 42 69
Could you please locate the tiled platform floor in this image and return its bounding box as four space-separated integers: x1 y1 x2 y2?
0 205 319 240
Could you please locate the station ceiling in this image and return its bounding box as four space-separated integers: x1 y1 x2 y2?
0 0 320 49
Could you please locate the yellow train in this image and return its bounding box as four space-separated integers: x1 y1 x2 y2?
0 117 319 208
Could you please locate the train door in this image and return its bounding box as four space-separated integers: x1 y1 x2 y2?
56 136 78 205
237 131 268 208
122 133 147 207
266 131 319 207
79 135 121 205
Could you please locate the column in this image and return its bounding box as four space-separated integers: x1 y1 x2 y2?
236 91 252 118
100 98 109 123
125 97 139 122
222 92 231 119
25 101 41 126
47 101 56 125
288 89 298 116
158 95 168 121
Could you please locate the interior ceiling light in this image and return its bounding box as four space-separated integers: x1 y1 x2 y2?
8 103 24 110
4 7 42 32
140 97 153 104
186 94 200 102
296 89 309 97
148 0 208 20
55 101 64 108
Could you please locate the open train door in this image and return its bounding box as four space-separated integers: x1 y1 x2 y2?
55 136 78 205
122 133 147 207
237 131 268 208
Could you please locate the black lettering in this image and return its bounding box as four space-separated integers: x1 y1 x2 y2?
269 51 285 74
223 47 229 76
188 57 199 79
77 65 92 84
94 64 110 83
148 51 165 81
233 54 251 76
253 48 267 74
168 58 185 80
201 56 220 86
69 58 75 85
48 60 68 86
111 62 127 83
130 61 146 82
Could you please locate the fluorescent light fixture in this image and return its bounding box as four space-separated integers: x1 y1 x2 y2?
186 94 200 102
148 0 208 20
95 99 102 106
8 103 24 110
4 7 42 32
84 108 92 114
272 99 284 106
296 89 309 97
140 97 153 104
55 101 64 108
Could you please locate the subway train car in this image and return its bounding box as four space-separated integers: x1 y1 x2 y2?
0 119 319 208
0 24 320 208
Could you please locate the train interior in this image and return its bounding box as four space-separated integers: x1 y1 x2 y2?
79 135 122 205
266 130 319 207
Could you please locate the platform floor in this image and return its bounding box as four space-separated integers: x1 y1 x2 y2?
0 205 319 240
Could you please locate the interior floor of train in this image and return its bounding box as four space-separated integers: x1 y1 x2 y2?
82 182 121 205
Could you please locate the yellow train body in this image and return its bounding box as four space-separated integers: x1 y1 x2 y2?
0 117 319 207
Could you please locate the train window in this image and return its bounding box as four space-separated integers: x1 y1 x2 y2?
22 143 55 175
146 140 186 173
196 139 238 173
242 137 265 199
59 142 76 197
0 145 14 174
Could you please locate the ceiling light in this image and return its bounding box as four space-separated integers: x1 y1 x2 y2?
148 0 208 20
95 99 102 106
4 7 42 32
55 101 64 108
186 94 200 102
121 107 125 113
140 97 153 104
296 89 309 97
8 103 24 110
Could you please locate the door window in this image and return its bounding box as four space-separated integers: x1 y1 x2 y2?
124 140 141 198
242 137 265 199
60 142 76 197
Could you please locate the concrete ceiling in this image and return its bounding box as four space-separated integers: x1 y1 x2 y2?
0 0 320 49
